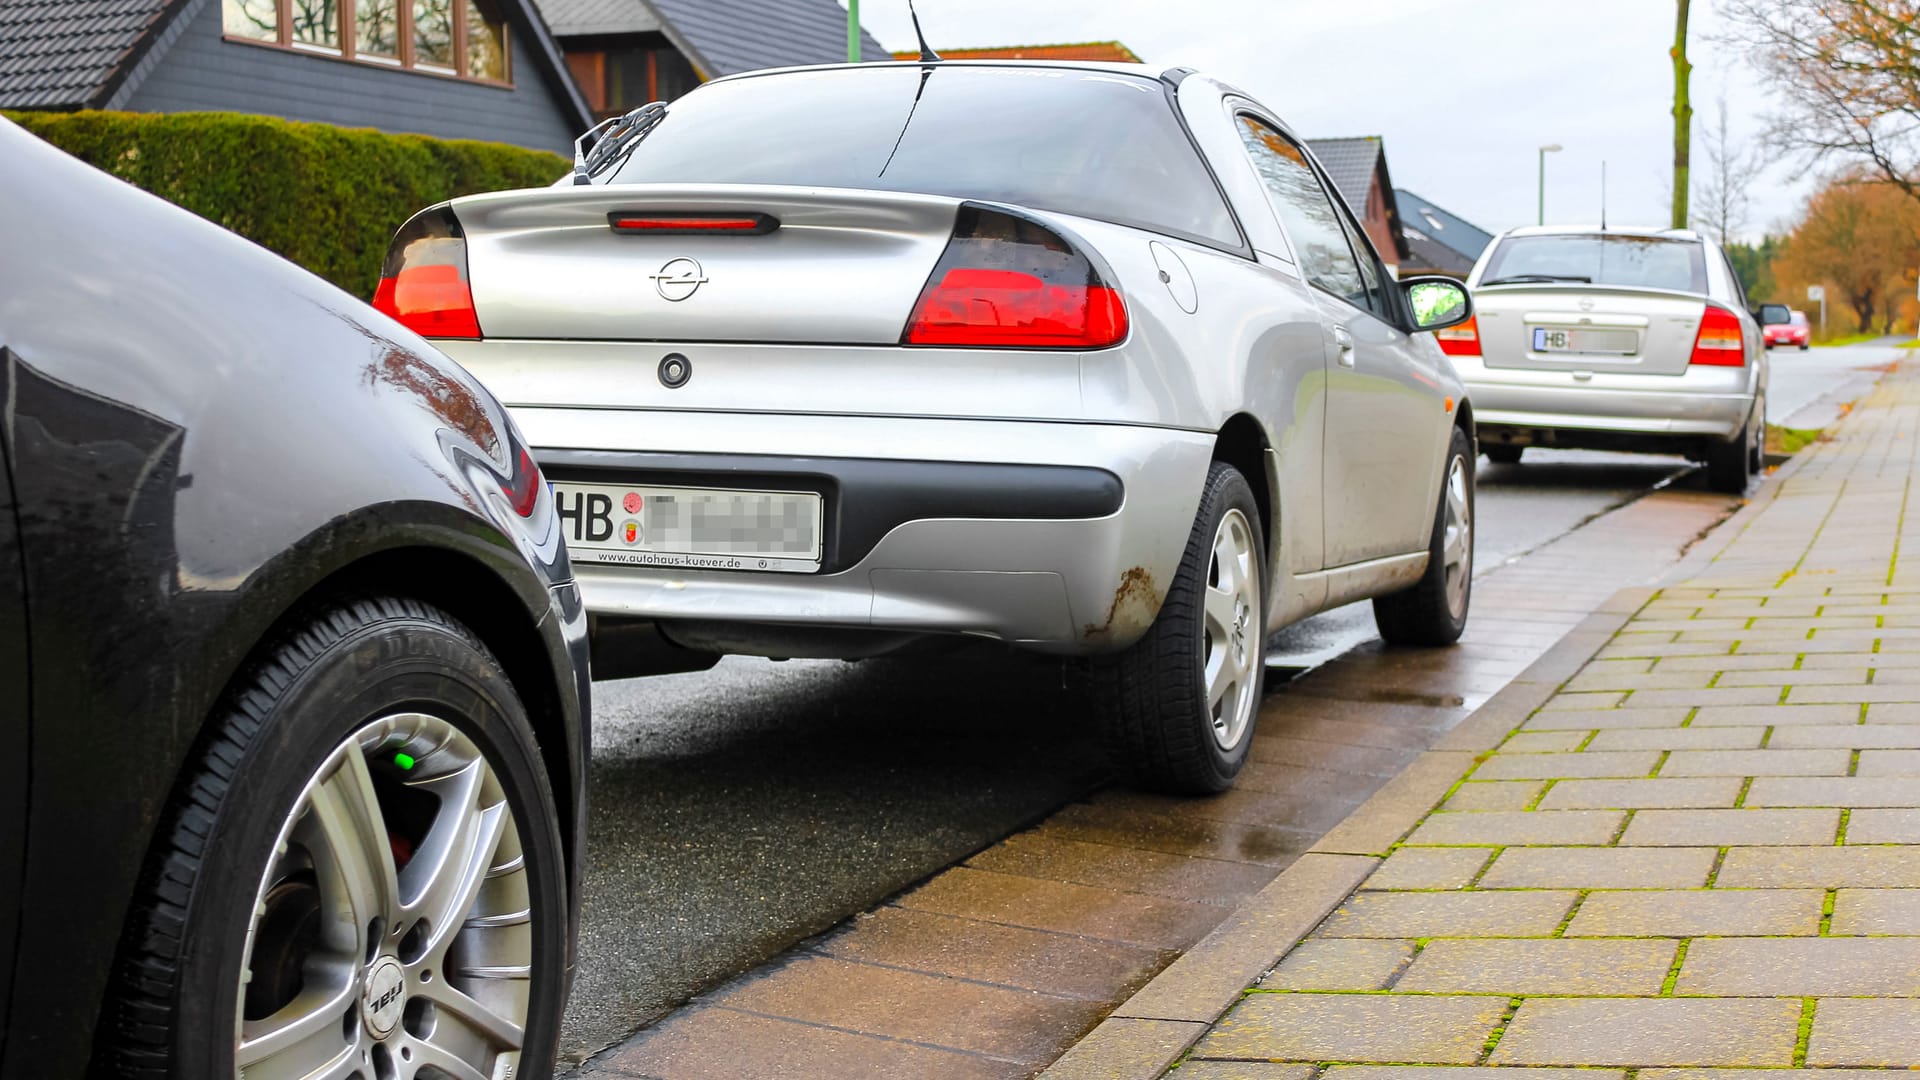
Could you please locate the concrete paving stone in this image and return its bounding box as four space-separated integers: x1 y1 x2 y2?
1523 708 1690 731
966 833 1278 907
1316 890 1579 938
1716 845 1920 887
1037 1017 1205 1080
1654 653 1823 671
1801 652 1911 668
1404 810 1626 846
1713 667 1873 687
1807 999 1920 1066
1846 808 1920 843
1868 702 1920 722
1395 938 1676 995
1745 776 1920 807
1538 691 1631 709
1692 704 1862 725
1259 938 1414 991
1366 847 1493 890
1565 670 1719 692
818 907 1170 1001
1044 800 1313 868
1584 657 1658 675
597 1005 1022 1080
1791 683 1920 704
1831 888 1920 934
1491 998 1802 1066
1676 937 1920 995
1628 687 1798 708
1620 808 1840 846
1735 638 1874 655
1329 1070 1624 1080
1671 627 1815 643
897 867 1224 951
1564 888 1823 937
1501 730 1593 752
1474 751 1662 780
1875 664 1920 682
1597 640 1737 659
1858 749 1920 775
1193 993 1506 1064
1115 853 1377 1025
1769 724 1920 748
1249 734 1422 778
1752 614 1883 630
1538 777 1743 809
1311 752 1478 858
1658 748 1851 776
1629 617 1755 632
1646 1071 1899 1080
1588 727 1767 751
1480 846 1717 889
1166 1064 1314 1080
706 954 1107 1062
1445 781 1548 811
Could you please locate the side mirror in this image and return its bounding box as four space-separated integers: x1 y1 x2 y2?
1403 277 1474 333
1758 303 1791 326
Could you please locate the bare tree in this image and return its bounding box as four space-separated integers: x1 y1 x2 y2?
1672 0 1694 228
1720 0 1920 203
1694 96 1768 243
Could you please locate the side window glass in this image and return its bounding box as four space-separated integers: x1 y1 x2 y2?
1233 115 1366 310
1334 205 1387 319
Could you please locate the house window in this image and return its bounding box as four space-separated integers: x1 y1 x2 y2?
221 0 511 83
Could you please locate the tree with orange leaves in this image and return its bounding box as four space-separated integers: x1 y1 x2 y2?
1722 0 1920 203
1774 177 1920 334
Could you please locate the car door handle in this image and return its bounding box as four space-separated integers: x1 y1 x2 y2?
1332 325 1355 367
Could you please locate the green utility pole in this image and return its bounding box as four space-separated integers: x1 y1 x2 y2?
848 0 861 62
1671 0 1692 229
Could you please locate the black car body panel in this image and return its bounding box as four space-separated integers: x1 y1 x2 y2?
0 423 25 1064
0 118 589 1078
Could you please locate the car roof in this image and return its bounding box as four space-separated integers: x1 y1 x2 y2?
704 58 1176 85
1498 224 1705 242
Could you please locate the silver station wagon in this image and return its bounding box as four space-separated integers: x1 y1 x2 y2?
1447 226 1768 492
374 60 1478 793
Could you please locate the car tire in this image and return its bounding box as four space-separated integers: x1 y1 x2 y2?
107 596 569 1080
1374 426 1474 647
1799 343 1810 351
1707 408 1760 494
1484 444 1523 466
1095 461 1266 795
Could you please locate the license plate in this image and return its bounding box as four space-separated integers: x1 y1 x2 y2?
552 481 823 573
1532 327 1637 355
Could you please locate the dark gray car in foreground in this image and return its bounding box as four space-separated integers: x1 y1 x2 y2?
0 118 589 1079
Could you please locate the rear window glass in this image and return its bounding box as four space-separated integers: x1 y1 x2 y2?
600 66 1242 251
1481 234 1708 293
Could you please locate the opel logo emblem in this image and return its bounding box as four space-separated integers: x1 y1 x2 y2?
1578 297 1596 312
652 257 708 302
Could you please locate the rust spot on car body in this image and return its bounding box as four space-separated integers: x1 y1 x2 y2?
1084 566 1162 639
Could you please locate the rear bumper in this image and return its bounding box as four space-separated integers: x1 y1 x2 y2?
1455 356 1758 445
513 410 1214 656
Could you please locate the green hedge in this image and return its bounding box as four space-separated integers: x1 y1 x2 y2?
5 110 568 299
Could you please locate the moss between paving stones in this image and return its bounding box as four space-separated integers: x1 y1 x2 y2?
6 110 568 300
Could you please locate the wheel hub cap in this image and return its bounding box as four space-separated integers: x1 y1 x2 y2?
362 957 405 1038
1203 508 1261 753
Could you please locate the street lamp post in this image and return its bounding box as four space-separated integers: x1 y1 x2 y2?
1538 144 1563 226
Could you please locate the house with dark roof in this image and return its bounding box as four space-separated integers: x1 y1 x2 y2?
892 41 1142 63
538 0 884 119
0 0 590 153
1394 188 1493 279
1304 136 1411 276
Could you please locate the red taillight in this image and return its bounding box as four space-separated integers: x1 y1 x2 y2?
1690 304 1746 366
1435 315 1482 357
373 205 481 340
504 443 542 518
608 212 778 235
903 204 1128 350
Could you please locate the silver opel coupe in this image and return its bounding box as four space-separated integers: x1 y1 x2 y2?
1448 226 1768 493
375 60 1477 793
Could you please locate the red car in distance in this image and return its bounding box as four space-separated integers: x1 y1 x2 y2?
1763 307 1812 350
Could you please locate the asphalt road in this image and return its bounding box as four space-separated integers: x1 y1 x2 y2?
1766 337 1911 428
555 441 1741 1063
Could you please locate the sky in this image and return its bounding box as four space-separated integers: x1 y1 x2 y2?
846 0 1806 242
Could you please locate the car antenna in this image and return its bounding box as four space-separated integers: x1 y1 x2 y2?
909 0 941 62
1600 160 1608 231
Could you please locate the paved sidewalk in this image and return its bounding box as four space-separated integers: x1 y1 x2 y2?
1050 360 1920 1077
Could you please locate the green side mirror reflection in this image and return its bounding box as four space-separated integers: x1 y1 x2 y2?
1409 280 1469 329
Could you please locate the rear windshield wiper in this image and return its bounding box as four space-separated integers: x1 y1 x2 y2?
1481 274 1593 285
573 102 667 185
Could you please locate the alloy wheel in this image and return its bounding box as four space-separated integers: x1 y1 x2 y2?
1202 508 1261 752
236 712 532 1080
1442 454 1472 620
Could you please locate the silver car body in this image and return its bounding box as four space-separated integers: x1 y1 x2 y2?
438 62 1470 659
1459 226 1767 453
